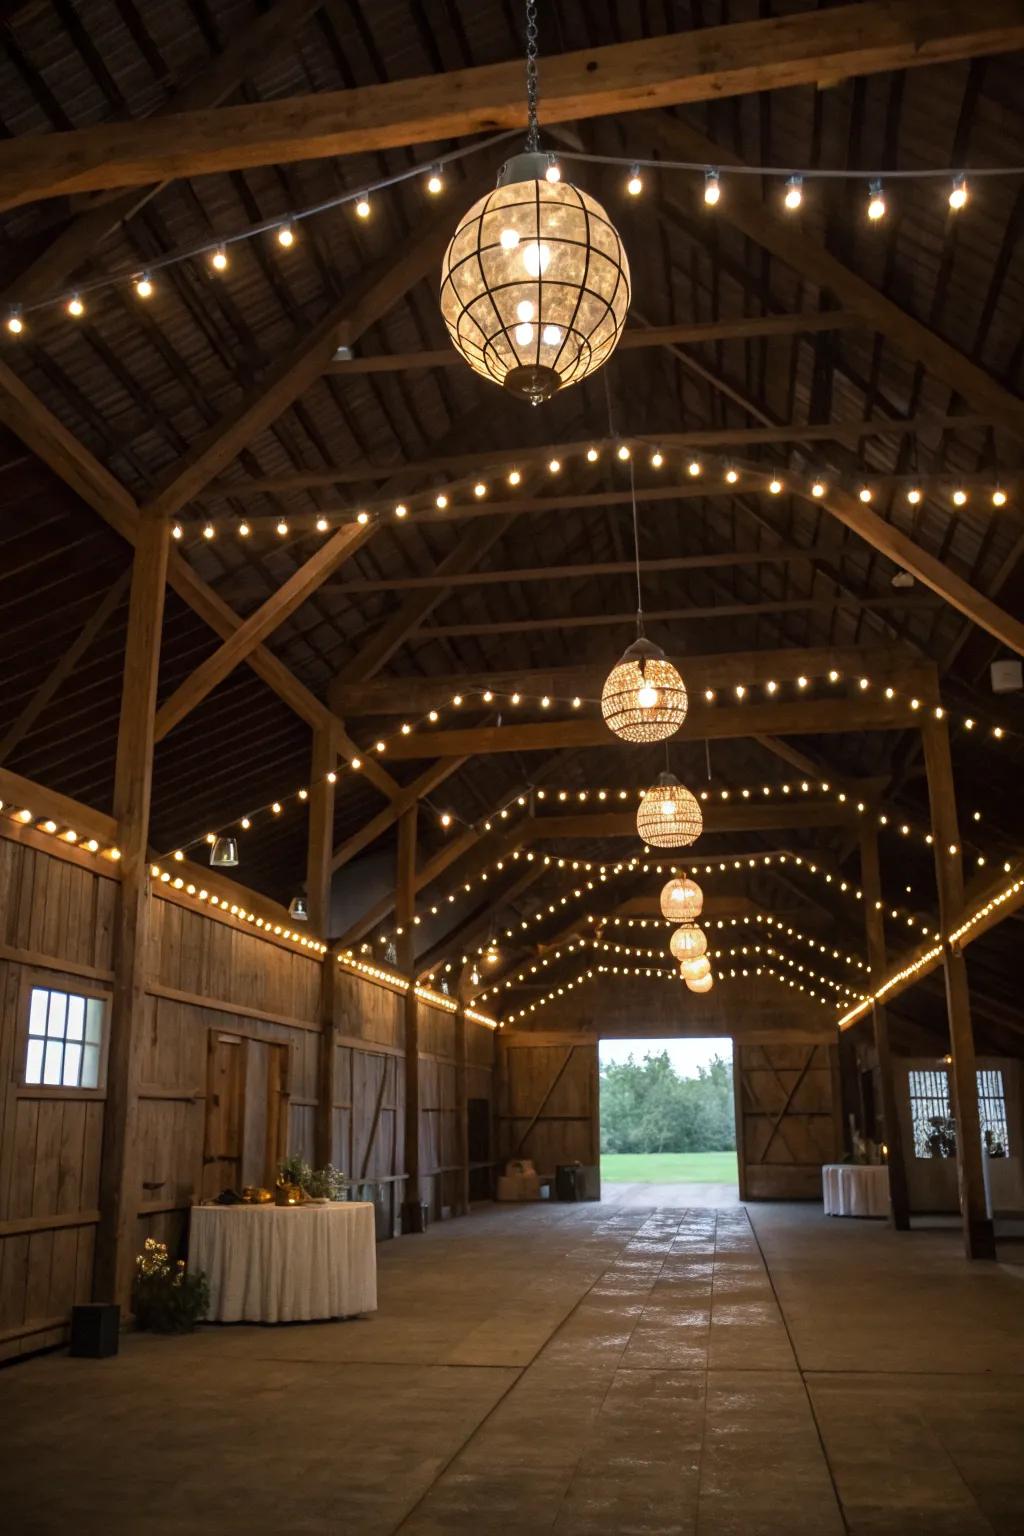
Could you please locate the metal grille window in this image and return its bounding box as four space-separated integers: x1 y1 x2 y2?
25 987 104 1088
977 1069 1009 1156
909 1069 954 1158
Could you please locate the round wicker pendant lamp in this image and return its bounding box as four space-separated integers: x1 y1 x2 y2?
679 954 712 982
669 924 708 963
637 773 703 848
660 876 703 922
439 4 629 404
686 972 714 994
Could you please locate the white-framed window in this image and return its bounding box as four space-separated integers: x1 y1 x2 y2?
908 1065 1010 1158
25 986 105 1089
978 1069 1009 1157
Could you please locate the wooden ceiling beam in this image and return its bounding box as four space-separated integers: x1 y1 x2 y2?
653 116 1024 441
328 311 863 375
332 645 925 715
329 757 467 875
379 696 927 759
212 411 991 494
3 0 323 306
3 2 1020 208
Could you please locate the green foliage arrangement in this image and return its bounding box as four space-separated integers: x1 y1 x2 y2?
133 1238 209 1333
600 1051 736 1154
278 1153 349 1200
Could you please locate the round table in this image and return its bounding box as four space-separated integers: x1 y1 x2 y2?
188 1202 377 1323
821 1163 891 1218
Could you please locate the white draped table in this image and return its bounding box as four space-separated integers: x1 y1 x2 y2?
188 1202 377 1323
822 1164 890 1218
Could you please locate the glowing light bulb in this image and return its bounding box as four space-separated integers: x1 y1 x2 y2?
650 450 664 468
544 158 561 183
211 245 228 271
627 166 643 196
687 459 702 477
617 444 631 461
704 168 721 205
135 274 154 298
769 477 783 495
949 174 968 211
859 486 873 503
357 510 369 524
952 486 968 507
508 468 521 486
355 197 370 219
907 486 922 505
203 523 215 540
474 481 487 497
811 480 825 498
172 523 183 540
523 241 550 277
514 321 534 344
276 519 288 536
499 227 520 251
66 293 85 317
548 458 561 474
637 684 659 709
434 493 448 509
992 486 1007 507
316 516 329 532
587 446 599 462
276 225 295 247
426 167 443 195
395 503 408 518
725 466 739 484
541 323 561 346
660 800 676 817
867 180 886 221
784 175 803 210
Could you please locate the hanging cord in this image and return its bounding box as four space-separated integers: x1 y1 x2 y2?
630 457 644 636
524 0 540 151
705 739 712 782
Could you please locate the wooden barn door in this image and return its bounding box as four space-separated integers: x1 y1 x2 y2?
500 1036 600 1196
201 1033 290 1198
734 1040 841 1200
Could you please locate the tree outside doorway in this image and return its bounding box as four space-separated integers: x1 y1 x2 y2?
599 1039 738 1200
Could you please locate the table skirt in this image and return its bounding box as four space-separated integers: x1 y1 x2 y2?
188 1202 377 1323
822 1163 890 1218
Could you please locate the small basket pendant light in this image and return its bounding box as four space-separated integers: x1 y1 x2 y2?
686 972 714 994
670 924 708 963
660 876 703 922
637 772 703 847
679 954 711 982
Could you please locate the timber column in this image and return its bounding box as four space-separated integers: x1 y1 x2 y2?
921 715 995 1260
94 511 170 1307
859 824 910 1228
396 805 424 1231
307 727 337 1167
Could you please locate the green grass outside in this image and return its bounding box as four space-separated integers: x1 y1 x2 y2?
601 1151 738 1184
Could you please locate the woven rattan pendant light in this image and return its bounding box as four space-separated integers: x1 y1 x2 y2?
669 924 708 963
685 972 714 994
660 876 703 922
636 772 703 848
679 954 712 982
601 464 687 742
439 2 629 404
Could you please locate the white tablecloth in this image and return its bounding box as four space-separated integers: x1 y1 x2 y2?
188 1203 377 1322
822 1164 890 1218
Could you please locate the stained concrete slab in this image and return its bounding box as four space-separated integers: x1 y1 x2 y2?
1 1200 1023 1533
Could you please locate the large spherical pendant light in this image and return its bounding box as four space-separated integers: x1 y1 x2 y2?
440 152 630 405
660 876 703 922
686 972 714 994
602 637 688 744
637 773 703 848
670 924 707 963
679 954 711 982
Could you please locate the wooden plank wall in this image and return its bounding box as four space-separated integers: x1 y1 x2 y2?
734 1040 841 1200
0 817 495 1359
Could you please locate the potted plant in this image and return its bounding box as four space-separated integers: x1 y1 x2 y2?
133 1238 209 1333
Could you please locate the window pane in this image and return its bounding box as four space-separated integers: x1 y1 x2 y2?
28 988 49 1036
43 1039 64 1085
80 1044 100 1090
25 1039 44 1083
63 1043 83 1086
47 991 68 1039
909 1068 954 1158
66 996 85 1041
85 1000 103 1045
978 1069 1009 1156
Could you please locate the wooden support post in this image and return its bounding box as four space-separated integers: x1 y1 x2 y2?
396 805 423 1232
308 729 338 1169
921 717 996 1260
94 512 169 1308
859 824 911 1229
454 987 470 1217
315 958 337 1171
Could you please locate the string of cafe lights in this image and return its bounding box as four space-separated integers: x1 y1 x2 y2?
163 439 1017 547
0 798 122 862
501 960 832 1024
5 136 1020 338
335 950 497 1030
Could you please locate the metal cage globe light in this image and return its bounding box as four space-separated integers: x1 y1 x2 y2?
660 876 703 922
636 773 703 848
669 924 708 963
679 954 712 982
601 637 688 744
686 972 714 994
440 152 630 405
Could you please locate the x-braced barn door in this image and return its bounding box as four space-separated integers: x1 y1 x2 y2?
734 1041 841 1200
499 1036 600 1196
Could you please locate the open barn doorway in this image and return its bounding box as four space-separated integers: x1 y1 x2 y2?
599 1039 740 1207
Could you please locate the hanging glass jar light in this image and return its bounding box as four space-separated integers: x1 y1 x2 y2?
669 924 707 963
679 954 711 982
686 972 714 994
636 773 703 848
601 637 688 743
209 836 238 868
660 876 703 922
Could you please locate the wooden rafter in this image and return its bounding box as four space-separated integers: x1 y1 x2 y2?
2 2 1021 208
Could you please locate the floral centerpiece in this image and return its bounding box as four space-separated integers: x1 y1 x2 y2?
278 1153 349 1201
134 1237 209 1332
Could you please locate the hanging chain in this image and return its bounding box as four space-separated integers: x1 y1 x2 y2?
524 0 540 151
630 459 644 635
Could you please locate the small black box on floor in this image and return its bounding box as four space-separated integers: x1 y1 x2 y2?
69 1303 120 1358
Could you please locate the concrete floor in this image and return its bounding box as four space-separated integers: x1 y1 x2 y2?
3 1201 1024 1535
602 1181 740 1208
